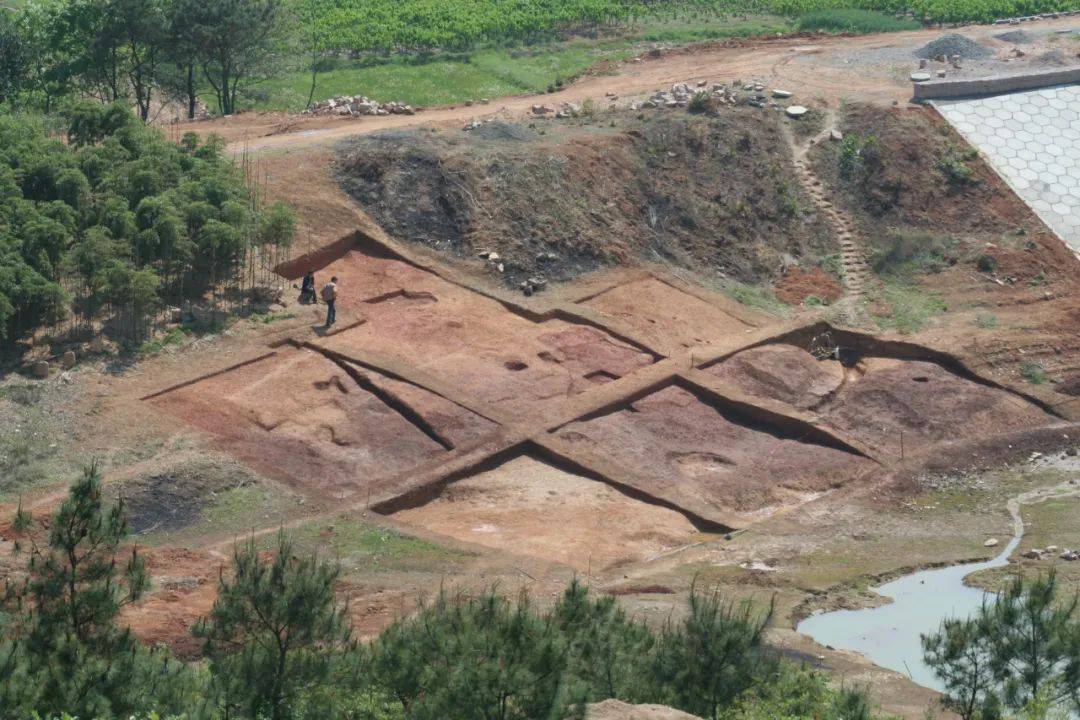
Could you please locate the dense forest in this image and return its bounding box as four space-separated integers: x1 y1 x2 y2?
0 102 292 344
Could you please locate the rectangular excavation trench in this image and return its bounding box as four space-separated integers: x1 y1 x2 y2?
704 326 1059 460
577 276 758 352
386 450 710 572
285 236 659 420
148 345 498 499
553 379 877 529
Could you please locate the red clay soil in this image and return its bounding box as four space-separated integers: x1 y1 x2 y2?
774 267 843 306
557 385 875 528
579 276 761 353
316 247 655 420
710 344 1057 460
121 547 227 660
393 455 701 571
151 346 494 500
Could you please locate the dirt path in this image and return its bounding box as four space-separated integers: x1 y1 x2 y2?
173 16 1080 155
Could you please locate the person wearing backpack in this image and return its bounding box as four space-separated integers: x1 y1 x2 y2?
321 276 338 327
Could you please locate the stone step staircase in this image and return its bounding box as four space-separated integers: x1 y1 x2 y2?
791 154 874 298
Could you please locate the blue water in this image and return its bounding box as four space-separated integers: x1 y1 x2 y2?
797 534 1021 691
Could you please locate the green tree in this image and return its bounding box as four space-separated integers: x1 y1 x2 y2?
649 582 774 720
551 578 654 704
194 531 352 720
178 0 287 115
923 572 1080 717
0 463 191 719
371 587 570 720
923 613 1001 720
0 12 31 105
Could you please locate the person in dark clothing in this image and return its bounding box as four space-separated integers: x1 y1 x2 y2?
321 276 338 327
299 270 316 304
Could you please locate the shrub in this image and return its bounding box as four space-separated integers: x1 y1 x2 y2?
796 9 921 34
976 254 998 273
1019 361 1046 385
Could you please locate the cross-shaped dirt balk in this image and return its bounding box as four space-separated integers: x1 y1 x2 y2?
144 230 1064 572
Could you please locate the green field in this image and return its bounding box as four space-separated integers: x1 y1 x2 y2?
238 16 791 111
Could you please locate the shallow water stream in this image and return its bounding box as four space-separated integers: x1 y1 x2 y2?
797 472 1079 691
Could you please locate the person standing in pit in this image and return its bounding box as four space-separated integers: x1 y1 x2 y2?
299 269 316 304
321 276 338 327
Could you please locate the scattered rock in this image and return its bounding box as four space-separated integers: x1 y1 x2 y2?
32 361 50 379
984 538 999 547
830 129 843 142
785 105 808 118
304 94 416 118
60 350 76 369
772 89 793 98
910 71 933 82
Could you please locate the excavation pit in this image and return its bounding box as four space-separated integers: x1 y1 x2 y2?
390 455 703 571
149 346 497 498
556 385 875 528
579 277 756 351
709 343 1056 459
311 246 656 419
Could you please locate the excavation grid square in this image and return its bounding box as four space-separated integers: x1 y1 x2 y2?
931 85 1080 253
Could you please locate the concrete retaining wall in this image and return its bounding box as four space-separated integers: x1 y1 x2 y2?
914 66 1080 101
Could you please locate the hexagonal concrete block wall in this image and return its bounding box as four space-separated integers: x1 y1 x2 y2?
932 85 1080 253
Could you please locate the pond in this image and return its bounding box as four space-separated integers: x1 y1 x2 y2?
797 533 1020 691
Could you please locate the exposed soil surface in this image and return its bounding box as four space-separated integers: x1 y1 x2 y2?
309 245 656 421
577 276 763 353
557 385 876 527
394 455 701 571
335 112 834 289
710 343 1056 459
151 345 499 499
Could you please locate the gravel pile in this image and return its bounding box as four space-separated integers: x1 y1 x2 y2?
994 29 1034 43
915 34 994 60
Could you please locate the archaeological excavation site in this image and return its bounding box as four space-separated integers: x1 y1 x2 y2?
2 8 1080 719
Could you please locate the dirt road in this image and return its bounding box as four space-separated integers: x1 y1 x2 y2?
173 16 1080 154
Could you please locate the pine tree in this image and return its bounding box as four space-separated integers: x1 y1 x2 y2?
551 578 654 704
648 581 774 720
0 462 190 719
923 571 1080 717
194 530 352 720
371 586 570 720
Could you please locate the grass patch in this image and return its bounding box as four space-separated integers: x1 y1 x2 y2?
232 16 789 112
870 230 956 279
795 9 920 34
973 313 997 329
138 327 186 357
139 478 303 546
239 42 635 112
718 279 791 316
249 311 297 325
268 518 465 573
869 281 947 334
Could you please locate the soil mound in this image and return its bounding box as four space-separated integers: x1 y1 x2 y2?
335 110 832 289
994 29 1033 44
915 34 992 60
